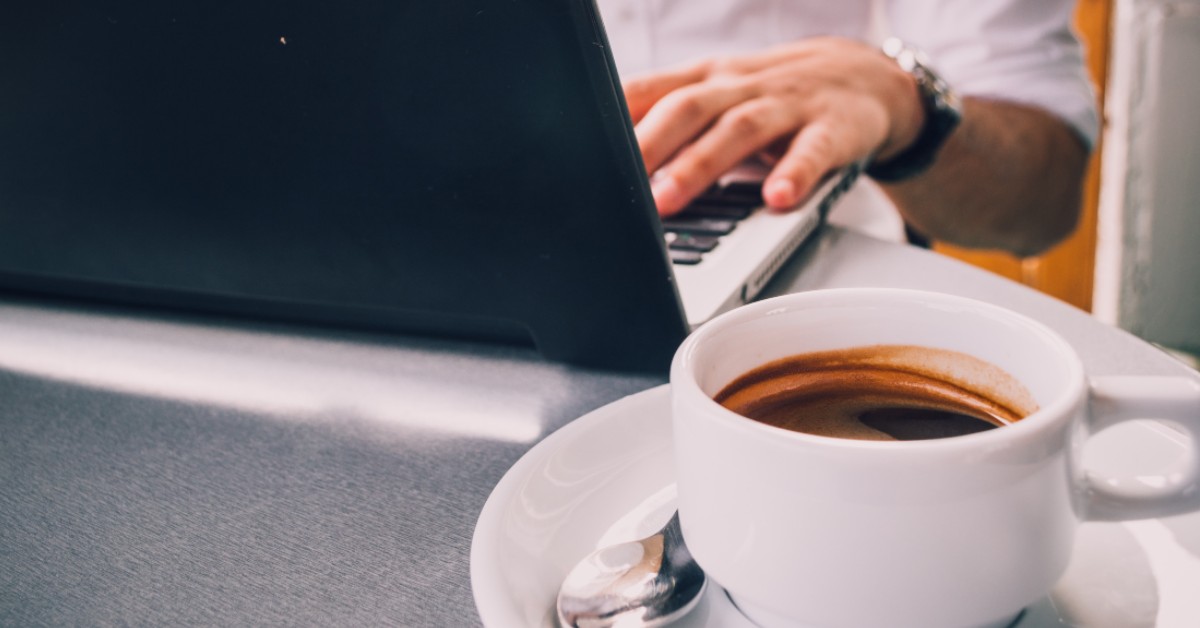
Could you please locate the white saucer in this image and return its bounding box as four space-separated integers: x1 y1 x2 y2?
471 385 1200 627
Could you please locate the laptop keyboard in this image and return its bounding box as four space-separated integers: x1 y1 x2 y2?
663 181 761 265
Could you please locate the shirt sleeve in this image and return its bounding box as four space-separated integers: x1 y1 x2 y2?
887 0 1099 148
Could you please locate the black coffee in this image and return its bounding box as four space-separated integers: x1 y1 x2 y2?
714 345 1037 441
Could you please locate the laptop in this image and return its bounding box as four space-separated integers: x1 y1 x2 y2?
0 1 855 372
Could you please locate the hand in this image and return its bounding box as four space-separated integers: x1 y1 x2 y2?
624 37 924 216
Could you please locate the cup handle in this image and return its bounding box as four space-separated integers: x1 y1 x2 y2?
1082 376 1200 521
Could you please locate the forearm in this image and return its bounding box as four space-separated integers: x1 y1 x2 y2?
881 98 1089 257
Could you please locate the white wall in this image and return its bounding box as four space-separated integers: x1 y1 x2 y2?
1094 0 1200 356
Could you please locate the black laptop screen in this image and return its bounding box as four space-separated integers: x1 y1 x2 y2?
0 1 689 370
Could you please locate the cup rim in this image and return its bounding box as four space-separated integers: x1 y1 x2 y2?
671 288 1087 450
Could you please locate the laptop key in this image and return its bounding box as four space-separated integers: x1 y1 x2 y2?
696 181 763 207
678 202 753 220
716 180 764 203
665 232 720 253
662 216 737 236
669 249 704 265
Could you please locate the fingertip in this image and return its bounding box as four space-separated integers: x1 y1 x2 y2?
763 178 797 209
652 174 687 215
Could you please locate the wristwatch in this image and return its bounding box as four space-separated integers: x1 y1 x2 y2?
866 38 963 183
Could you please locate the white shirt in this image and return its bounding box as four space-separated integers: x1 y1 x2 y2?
597 0 1099 241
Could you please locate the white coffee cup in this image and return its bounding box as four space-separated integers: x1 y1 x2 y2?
670 288 1200 628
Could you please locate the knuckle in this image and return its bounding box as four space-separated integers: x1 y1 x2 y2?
659 89 708 122
681 151 722 183
805 125 837 157
786 152 824 187
704 57 741 78
720 102 777 140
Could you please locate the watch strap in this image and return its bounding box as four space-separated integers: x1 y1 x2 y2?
866 39 962 183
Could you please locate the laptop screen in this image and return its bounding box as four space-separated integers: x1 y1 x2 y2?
0 1 690 371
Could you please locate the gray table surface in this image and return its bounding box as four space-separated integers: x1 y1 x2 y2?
2 227 1196 626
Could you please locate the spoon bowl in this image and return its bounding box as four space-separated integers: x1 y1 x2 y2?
556 511 707 627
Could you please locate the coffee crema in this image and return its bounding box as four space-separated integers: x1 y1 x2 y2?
714 345 1039 441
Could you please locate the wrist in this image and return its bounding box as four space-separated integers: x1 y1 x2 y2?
867 38 963 183
877 61 924 162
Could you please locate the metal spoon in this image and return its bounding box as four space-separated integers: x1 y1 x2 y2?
556 511 707 627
